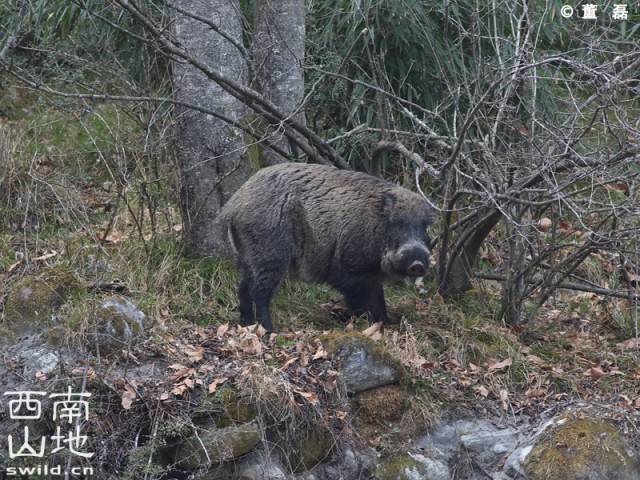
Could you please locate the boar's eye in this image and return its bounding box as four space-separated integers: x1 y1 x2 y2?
425 233 433 249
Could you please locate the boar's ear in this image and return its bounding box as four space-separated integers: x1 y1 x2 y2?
382 192 397 216
425 203 435 226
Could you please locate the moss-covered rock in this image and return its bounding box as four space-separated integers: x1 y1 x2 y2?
355 385 407 424
375 453 425 480
0 325 16 346
319 332 404 393
4 266 83 334
172 421 262 470
121 442 172 480
216 386 257 426
524 415 640 480
288 425 334 473
192 385 257 428
45 325 67 348
88 296 145 356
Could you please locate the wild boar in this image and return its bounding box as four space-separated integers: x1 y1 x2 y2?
215 163 433 331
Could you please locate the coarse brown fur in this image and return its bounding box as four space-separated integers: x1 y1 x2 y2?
215 163 433 330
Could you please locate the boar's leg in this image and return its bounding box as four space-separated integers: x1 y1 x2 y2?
238 273 255 327
340 276 392 324
250 259 289 332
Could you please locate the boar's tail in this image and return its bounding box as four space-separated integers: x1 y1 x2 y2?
209 211 236 260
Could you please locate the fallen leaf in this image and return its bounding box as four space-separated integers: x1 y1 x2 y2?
525 387 546 398
474 385 489 397
526 354 546 366
241 336 262 355
605 181 629 194
312 345 327 360
216 323 230 338
280 356 298 371
294 389 319 405
256 325 267 337
208 377 228 394
103 230 126 245
33 250 58 261
537 218 552 232
183 345 204 363
6 260 21 273
171 383 188 396
499 389 509 410
459 378 472 387
617 338 640 351
362 322 383 338
488 357 513 372
121 385 137 410
168 363 188 371
587 366 605 380
557 220 573 233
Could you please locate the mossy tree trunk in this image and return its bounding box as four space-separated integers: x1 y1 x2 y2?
172 0 251 256
252 0 306 165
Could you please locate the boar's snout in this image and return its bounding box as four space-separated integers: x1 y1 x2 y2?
408 261 426 277
397 242 430 277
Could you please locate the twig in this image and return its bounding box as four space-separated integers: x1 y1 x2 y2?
475 271 638 300
371 141 440 177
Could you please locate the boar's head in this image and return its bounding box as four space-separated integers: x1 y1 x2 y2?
380 191 433 278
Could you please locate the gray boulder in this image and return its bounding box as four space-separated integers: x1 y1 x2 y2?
173 421 262 470
321 332 402 393
89 296 145 356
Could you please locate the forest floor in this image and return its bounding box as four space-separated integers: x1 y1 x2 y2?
2 95 640 476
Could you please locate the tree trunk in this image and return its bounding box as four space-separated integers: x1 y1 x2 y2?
439 210 502 296
252 0 306 165
172 0 250 256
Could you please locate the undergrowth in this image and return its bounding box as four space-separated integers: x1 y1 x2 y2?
2 98 640 422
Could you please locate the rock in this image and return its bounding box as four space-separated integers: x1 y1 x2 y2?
458 420 519 468
201 451 288 480
414 418 520 477
89 296 145 356
522 415 640 480
172 421 262 470
354 385 407 423
191 385 257 430
0 325 16 346
304 446 377 480
236 457 288 480
320 332 402 393
296 474 318 480
375 452 443 480
4 266 83 334
216 386 257 426
19 346 60 376
289 426 334 473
